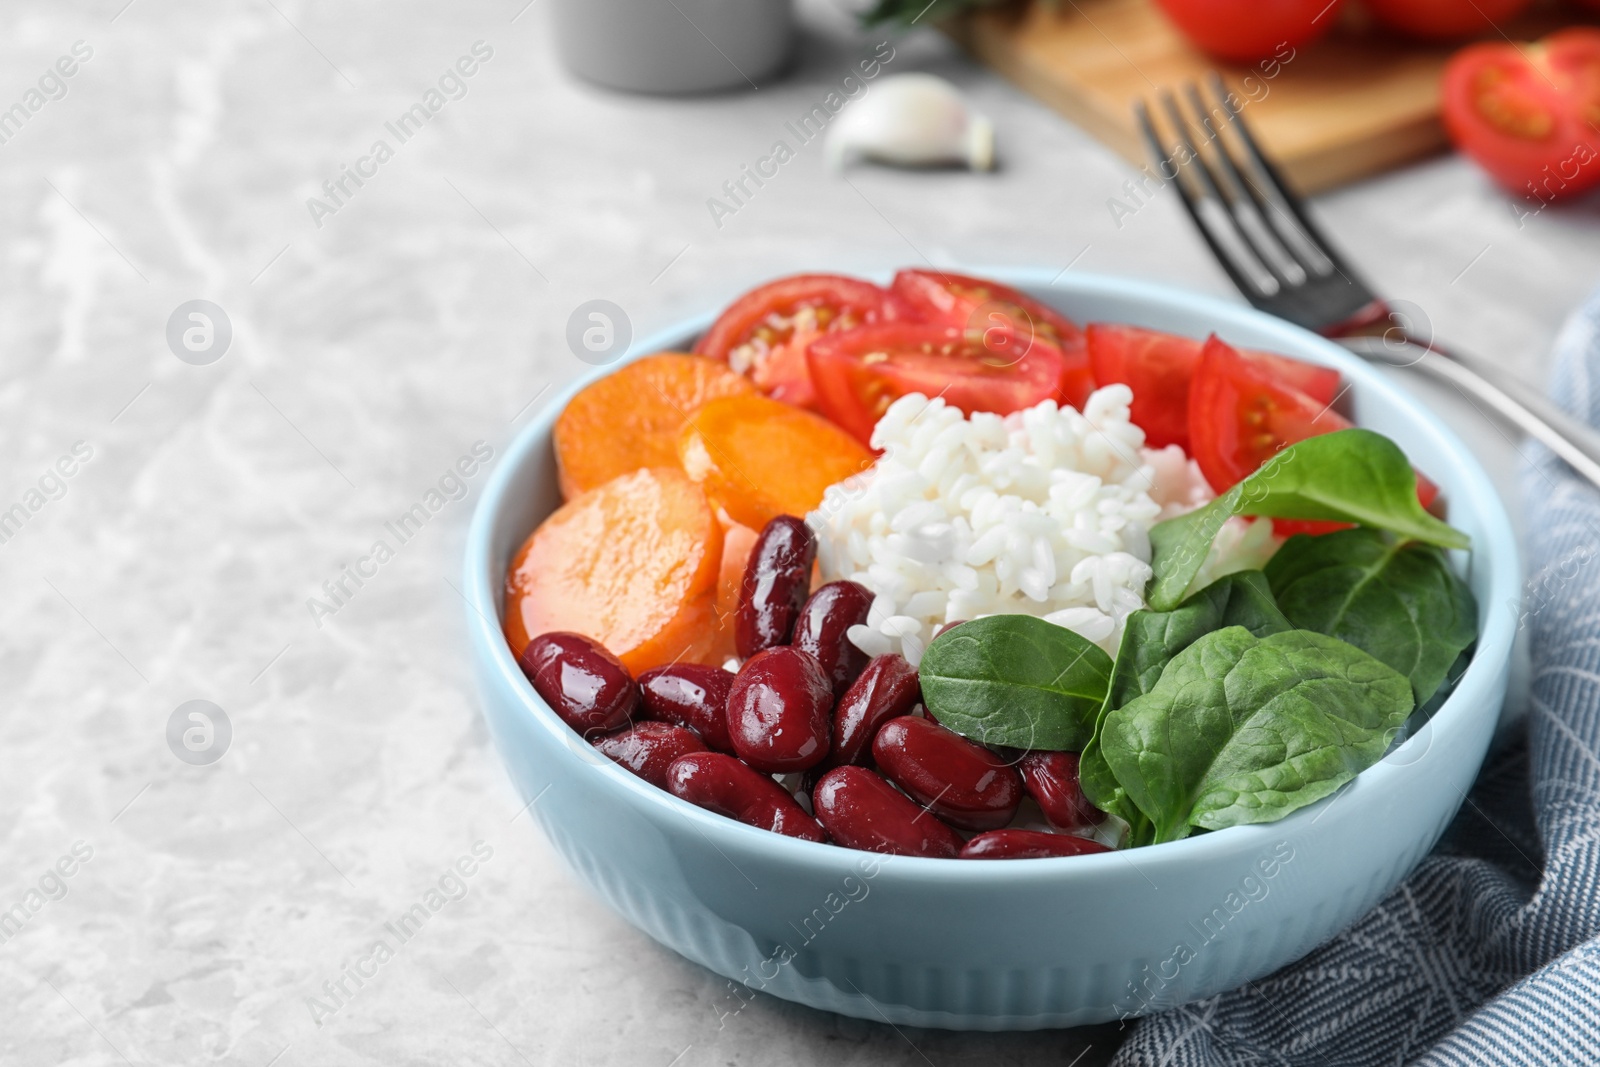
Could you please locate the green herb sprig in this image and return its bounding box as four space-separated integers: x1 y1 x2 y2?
861 0 1020 26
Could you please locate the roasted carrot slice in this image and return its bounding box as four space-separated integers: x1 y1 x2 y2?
554 353 756 499
677 395 873 530
503 468 725 674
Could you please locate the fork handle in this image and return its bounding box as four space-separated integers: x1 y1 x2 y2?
1338 335 1600 492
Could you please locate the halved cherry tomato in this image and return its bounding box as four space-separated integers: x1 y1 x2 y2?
1365 0 1530 41
1151 0 1339 64
807 324 1066 447
1442 29 1600 200
1085 324 1340 452
1250 352 1341 404
1189 334 1351 494
1088 325 1199 450
890 269 1095 410
1189 335 1439 537
693 274 906 409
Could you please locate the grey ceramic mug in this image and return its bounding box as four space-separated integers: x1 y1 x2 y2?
552 0 793 94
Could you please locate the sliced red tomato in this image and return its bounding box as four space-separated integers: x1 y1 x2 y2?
1365 0 1530 40
1253 351 1342 404
1189 334 1351 493
1442 29 1600 200
807 324 1066 447
1055 331 1096 412
1087 324 1341 452
889 269 1095 410
693 274 906 409
1190 335 1440 537
1086 325 1197 450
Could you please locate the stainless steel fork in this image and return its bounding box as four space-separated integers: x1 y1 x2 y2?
1137 73 1600 492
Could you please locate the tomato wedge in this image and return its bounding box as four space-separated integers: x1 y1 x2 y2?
807 324 1066 447
1086 324 1341 451
1189 334 1350 493
694 274 906 409
1442 29 1600 200
890 269 1095 410
1189 335 1438 537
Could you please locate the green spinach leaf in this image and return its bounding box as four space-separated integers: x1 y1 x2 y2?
918 615 1113 750
1098 627 1414 844
1079 571 1292 842
1265 528 1478 704
1104 570 1292 711
1147 429 1469 611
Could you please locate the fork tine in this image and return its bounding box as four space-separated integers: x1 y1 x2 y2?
1179 82 1308 287
1205 73 1346 279
1155 91 1224 207
1140 75 1390 335
1153 91 1287 296
1133 100 1275 300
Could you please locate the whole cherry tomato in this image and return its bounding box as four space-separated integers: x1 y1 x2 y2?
1364 0 1531 41
1151 0 1340 64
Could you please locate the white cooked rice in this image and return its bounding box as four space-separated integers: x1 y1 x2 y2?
806 387 1278 666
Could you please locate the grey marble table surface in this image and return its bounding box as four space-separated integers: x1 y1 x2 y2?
3 2 1596 1065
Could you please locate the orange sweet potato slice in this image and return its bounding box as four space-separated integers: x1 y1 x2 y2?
677 395 873 530
554 353 756 499
717 522 759 620
503 467 725 674
706 521 759 663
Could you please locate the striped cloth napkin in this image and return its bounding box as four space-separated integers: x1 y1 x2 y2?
1113 294 1600 1067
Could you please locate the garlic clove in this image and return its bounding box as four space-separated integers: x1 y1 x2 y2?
966 113 995 172
827 73 996 172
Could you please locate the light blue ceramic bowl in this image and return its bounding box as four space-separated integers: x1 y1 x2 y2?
464 270 1519 1030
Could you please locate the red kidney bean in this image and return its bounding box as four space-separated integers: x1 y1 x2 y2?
666 752 825 842
519 632 638 737
934 620 967 639
594 722 706 789
958 829 1111 860
1019 751 1104 831
825 654 921 770
793 580 873 699
736 515 817 659
727 647 833 772
637 664 737 753
872 716 1023 831
812 766 963 858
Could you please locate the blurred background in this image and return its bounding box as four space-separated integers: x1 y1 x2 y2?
2 0 1598 1064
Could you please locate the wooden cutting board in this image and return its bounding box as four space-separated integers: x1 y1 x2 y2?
946 0 1590 193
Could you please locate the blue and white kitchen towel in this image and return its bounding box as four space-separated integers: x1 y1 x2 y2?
1116 294 1600 1067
